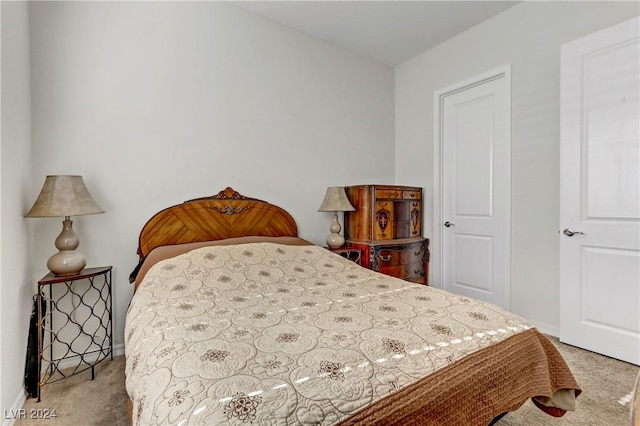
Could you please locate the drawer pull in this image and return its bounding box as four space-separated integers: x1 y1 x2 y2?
378 254 392 262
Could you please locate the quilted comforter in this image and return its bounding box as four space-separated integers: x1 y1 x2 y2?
125 242 579 425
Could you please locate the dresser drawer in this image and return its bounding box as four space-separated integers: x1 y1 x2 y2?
375 188 403 199
402 190 421 200
374 241 427 267
377 262 425 281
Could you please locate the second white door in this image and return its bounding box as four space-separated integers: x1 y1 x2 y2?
559 17 640 365
438 67 511 310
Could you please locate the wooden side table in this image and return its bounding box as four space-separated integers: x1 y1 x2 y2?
327 246 362 266
36 266 113 401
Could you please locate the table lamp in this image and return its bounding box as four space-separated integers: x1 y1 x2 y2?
318 186 355 248
25 175 104 276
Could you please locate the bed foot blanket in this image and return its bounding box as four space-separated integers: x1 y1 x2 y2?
340 328 580 425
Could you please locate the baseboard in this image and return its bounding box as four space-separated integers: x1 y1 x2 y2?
55 342 125 371
2 387 26 426
114 342 125 357
525 319 559 338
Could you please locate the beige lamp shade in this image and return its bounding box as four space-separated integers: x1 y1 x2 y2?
317 186 355 213
26 175 104 276
25 175 104 218
318 187 355 249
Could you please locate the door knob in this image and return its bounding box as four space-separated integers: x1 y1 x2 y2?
444 221 455 228
562 228 585 237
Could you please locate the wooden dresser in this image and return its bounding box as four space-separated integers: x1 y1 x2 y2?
344 185 429 285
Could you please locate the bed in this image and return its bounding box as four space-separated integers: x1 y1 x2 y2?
125 187 580 425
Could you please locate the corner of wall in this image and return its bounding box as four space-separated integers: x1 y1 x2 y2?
1 0 35 417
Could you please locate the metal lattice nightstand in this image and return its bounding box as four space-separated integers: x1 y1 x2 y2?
327 247 362 265
36 266 113 401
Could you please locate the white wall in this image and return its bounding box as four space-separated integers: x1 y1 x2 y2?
1 0 34 419
27 0 394 361
395 1 639 333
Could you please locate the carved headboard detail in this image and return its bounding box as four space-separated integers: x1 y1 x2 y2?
186 186 252 202
135 187 298 260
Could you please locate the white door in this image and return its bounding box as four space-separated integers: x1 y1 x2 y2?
435 66 511 310
560 17 640 365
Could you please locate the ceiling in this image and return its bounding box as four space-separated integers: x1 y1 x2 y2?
230 1 520 66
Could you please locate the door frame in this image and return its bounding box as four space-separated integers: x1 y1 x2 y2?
432 64 512 297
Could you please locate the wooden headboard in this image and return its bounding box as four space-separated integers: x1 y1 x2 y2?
135 187 298 260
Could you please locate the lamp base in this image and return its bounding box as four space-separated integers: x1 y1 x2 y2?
326 233 345 248
47 251 86 276
47 218 86 276
326 212 346 248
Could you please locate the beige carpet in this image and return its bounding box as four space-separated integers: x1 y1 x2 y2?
17 357 129 426
495 337 637 426
16 336 638 426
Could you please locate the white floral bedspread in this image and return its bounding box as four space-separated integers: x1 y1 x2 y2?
125 243 530 425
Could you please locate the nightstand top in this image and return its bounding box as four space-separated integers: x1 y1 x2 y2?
38 266 112 285
326 246 361 253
